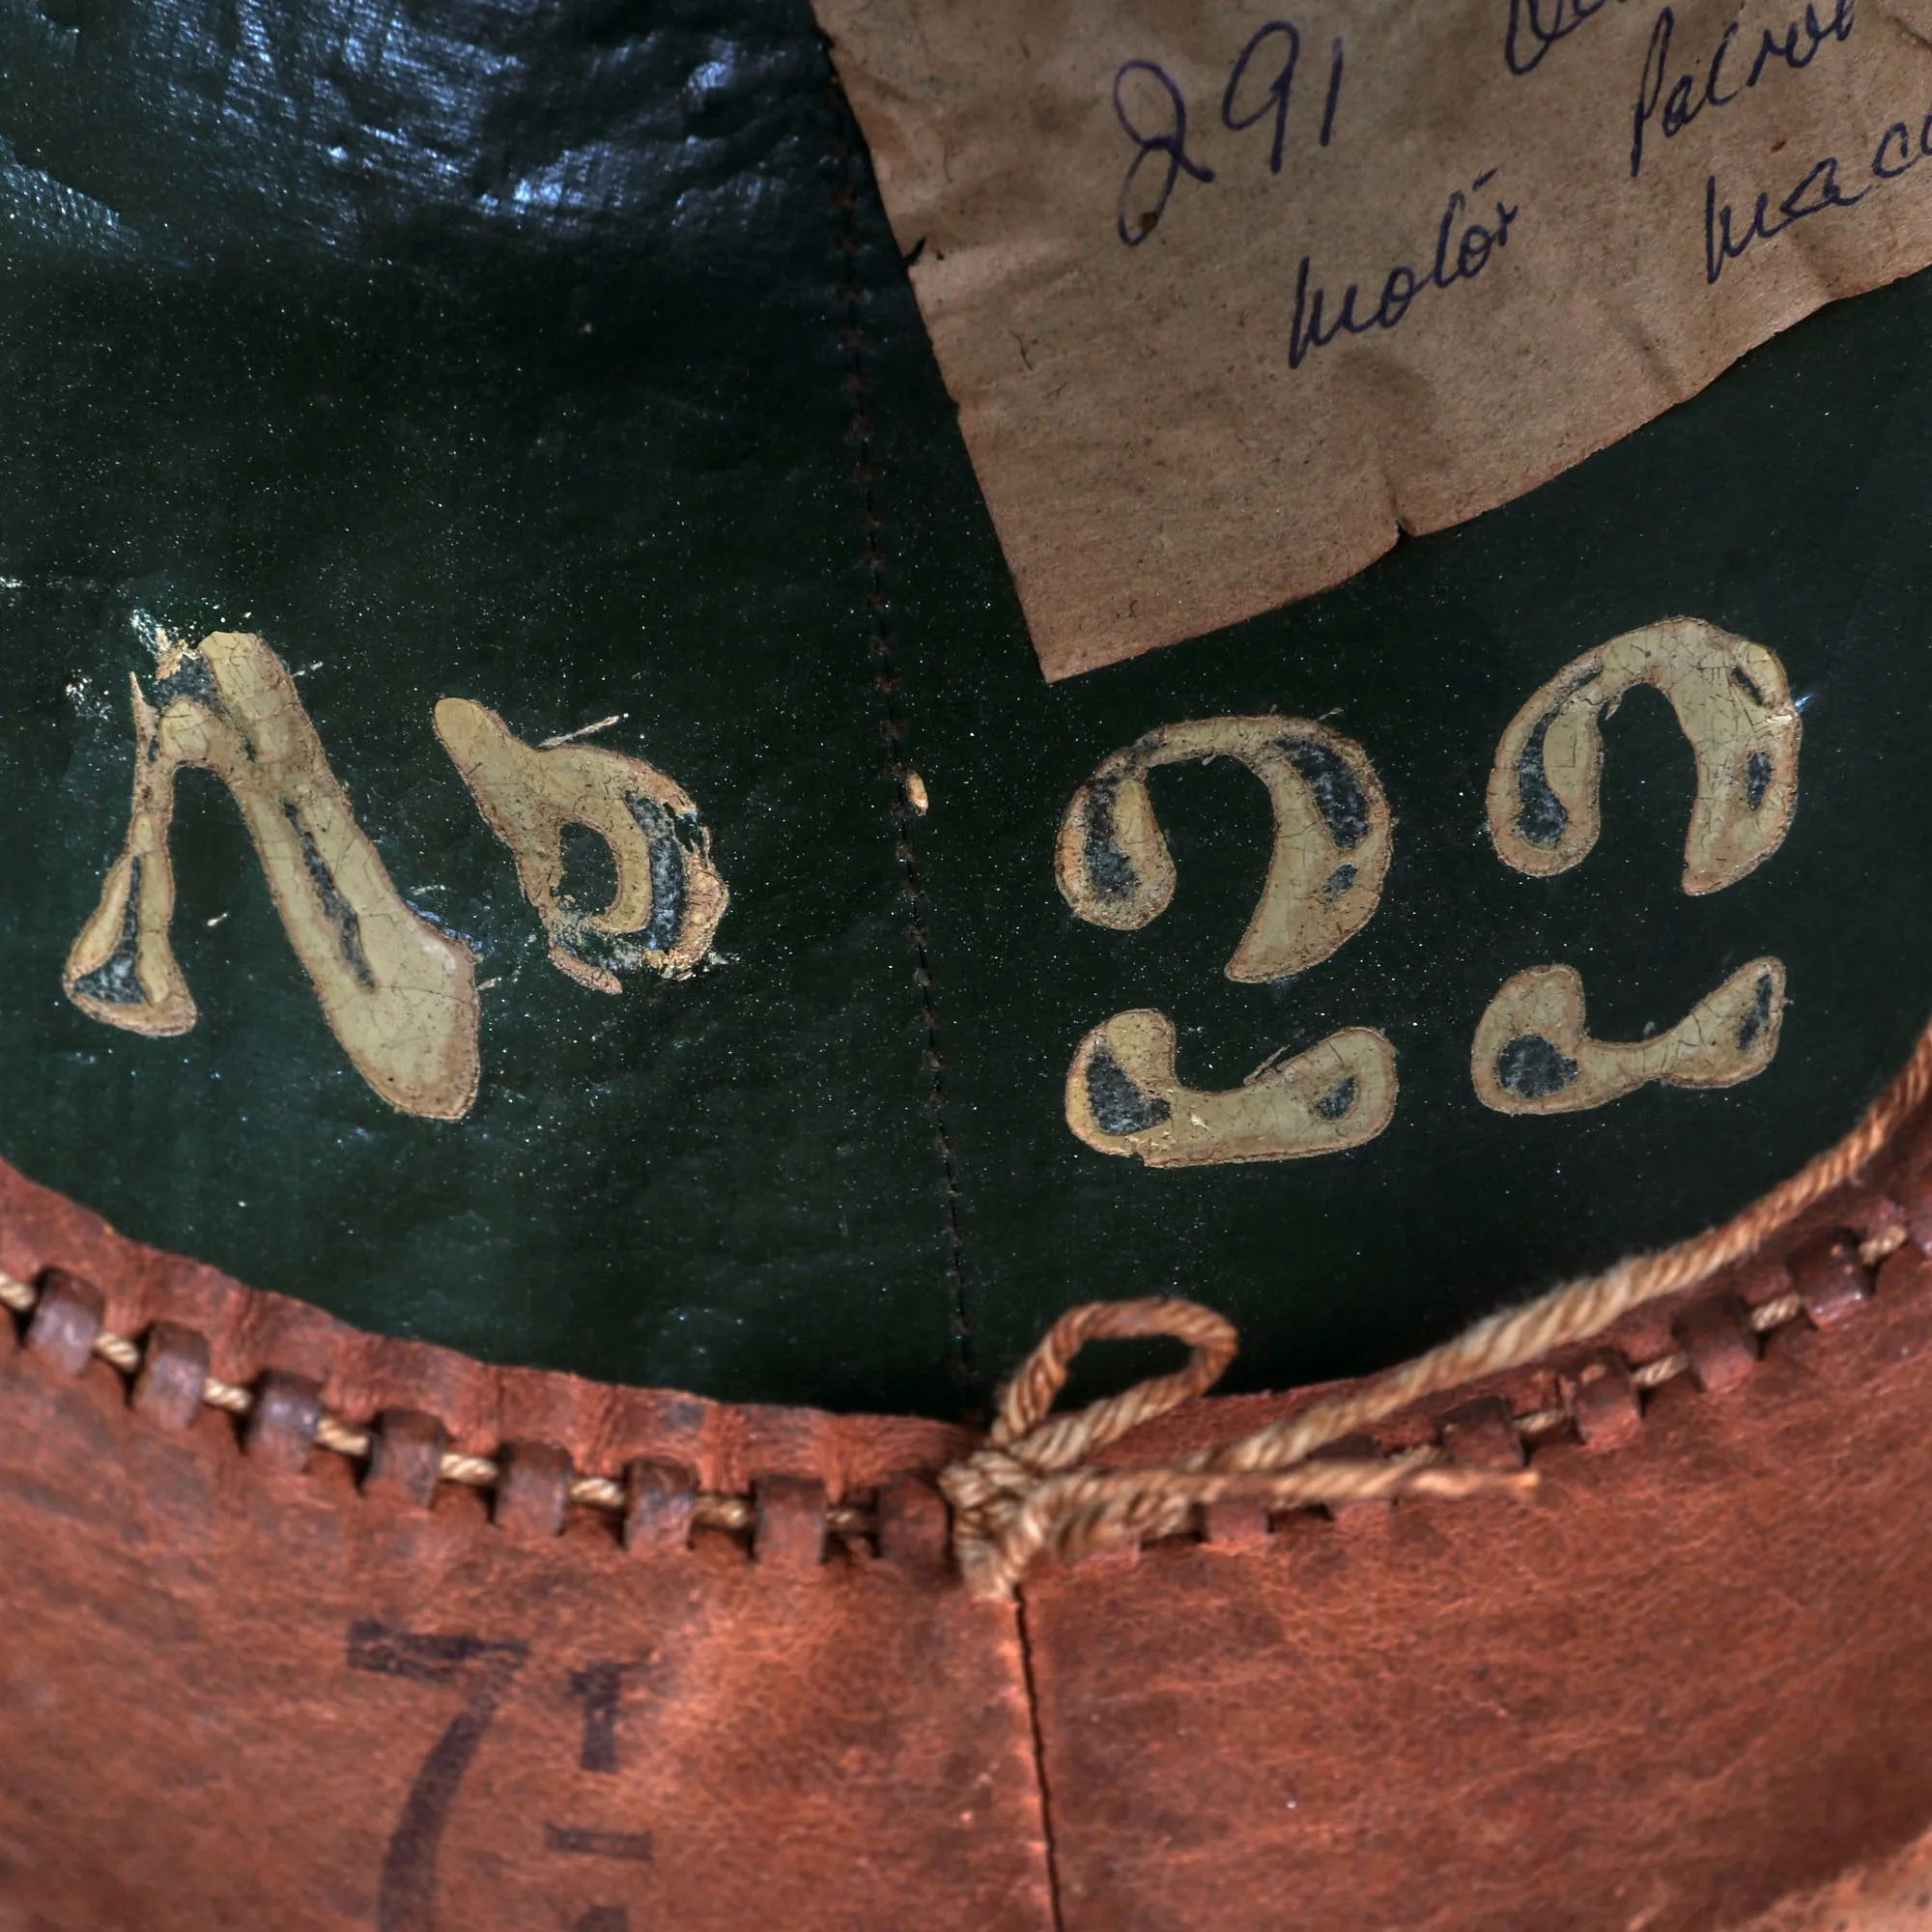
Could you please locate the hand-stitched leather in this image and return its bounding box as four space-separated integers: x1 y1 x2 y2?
7 1105 1932 1928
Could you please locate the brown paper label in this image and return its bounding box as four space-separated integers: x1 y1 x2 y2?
816 0 1932 678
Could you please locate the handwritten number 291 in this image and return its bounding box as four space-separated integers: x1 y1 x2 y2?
1116 24 1345 244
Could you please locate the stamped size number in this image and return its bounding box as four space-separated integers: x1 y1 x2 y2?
349 1620 652 1931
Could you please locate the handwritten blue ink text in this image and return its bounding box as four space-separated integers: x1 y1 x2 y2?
1289 170 1519 369
1704 102 1932 281
1504 0 1633 78
1114 23 1348 244
1632 0 1857 178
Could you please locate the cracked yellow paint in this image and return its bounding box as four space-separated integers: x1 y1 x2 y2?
1065 1009 1397 1166
433 698 728 996
1471 957 1785 1116
1489 618 1800 895
1055 716 1391 983
65 633 480 1122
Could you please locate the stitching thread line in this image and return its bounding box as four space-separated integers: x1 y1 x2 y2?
0 1262 876 1545
828 76 975 1392
942 1022 1932 1597
4 1023 1923 1580
0 1218 1905 1569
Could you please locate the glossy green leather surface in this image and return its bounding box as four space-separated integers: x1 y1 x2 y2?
0 0 1927 1413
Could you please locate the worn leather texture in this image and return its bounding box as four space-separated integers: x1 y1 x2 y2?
8 1103 1932 1928
1027 1265 1932 1932
8 7 1932 1925
4 0 1932 1415
0 1155 1048 1931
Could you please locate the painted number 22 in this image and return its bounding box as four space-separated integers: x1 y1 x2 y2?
1056 617 1803 1167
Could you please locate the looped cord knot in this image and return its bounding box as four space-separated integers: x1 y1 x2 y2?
936 1007 1932 1597
941 1295 1533 1599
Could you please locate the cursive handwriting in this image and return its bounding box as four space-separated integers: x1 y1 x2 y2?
1320 34 1346 145
1289 170 1519 370
1221 22 1301 174
1504 0 1634 77
1216 23 1347 175
1704 103 1932 281
1115 61 1215 246
1631 0 1857 178
1114 24 1348 243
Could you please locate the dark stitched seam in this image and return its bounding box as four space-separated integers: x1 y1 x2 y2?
1015 1587 1069 1931
825 73 976 1394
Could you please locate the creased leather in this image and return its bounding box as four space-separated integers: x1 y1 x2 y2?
0 1169 1047 1931
1026 1245 1932 1932
10 1151 1932 1928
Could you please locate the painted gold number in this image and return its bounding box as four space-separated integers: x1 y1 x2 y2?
1056 715 1391 980
1477 618 1797 1118
433 699 728 995
1057 716 1395 1166
1489 616 1800 895
65 633 481 1121
1065 1009 1397 1165
1471 959 1785 1114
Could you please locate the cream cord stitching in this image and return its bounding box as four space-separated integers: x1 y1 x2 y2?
0 1022 1920 1578
940 1026 1932 1597
0 1224 1909 1568
0 1224 1906 1572
0 1264 867 1542
0 1236 1899 1569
